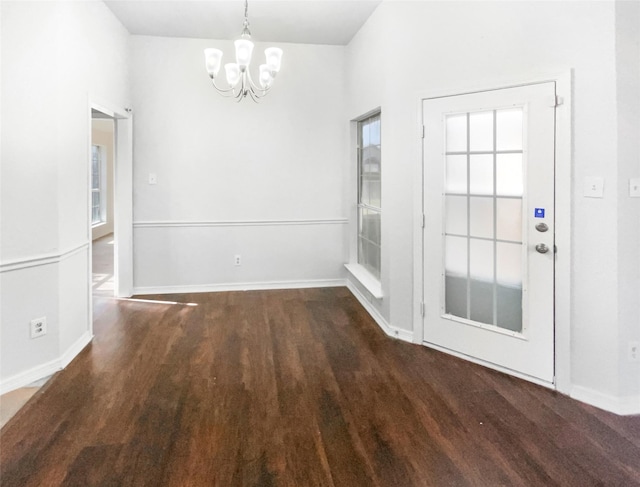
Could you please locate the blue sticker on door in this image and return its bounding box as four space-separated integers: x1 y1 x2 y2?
534 208 545 218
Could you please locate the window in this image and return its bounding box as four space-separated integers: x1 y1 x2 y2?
91 145 106 225
443 108 525 332
357 113 381 280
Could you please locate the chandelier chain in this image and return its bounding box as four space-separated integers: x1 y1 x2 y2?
243 0 250 35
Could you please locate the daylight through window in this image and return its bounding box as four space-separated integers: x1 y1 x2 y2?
91 145 106 225
357 113 381 280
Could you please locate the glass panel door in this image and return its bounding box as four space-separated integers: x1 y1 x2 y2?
443 108 524 332
422 82 556 384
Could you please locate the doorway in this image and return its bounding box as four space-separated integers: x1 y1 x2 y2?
88 101 133 305
91 111 116 296
421 82 557 384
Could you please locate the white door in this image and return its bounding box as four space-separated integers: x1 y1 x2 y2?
422 82 556 384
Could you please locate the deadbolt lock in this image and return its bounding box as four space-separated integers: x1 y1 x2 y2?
535 223 549 232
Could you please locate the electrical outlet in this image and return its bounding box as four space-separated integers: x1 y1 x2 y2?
30 317 47 339
629 341 639 362
234 255 241 266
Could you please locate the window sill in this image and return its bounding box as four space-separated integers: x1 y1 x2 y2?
345 263 383 299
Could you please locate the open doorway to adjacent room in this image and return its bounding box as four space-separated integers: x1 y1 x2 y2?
91 110 116 297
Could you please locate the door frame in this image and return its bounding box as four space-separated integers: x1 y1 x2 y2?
412 71 572 393
88 96 134 312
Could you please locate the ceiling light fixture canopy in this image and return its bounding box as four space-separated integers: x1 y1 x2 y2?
204 0 283 102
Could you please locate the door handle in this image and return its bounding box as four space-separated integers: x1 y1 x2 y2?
535 243 549 254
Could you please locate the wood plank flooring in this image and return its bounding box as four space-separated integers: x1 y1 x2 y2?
1 287 639 486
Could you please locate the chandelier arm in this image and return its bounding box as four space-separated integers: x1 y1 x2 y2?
235 73 248 102
229 73 243 101
235 86 244 102
210 78 237 96
244 69 270 98
247 87 260 103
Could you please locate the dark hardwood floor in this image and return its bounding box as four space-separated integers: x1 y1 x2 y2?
1 287 639 486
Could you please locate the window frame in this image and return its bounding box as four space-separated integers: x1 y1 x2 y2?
356 111 382 281
91 144 107 226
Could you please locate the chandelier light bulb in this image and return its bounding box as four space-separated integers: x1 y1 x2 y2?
204 48 223 78
264 48 283 74
259 64 273 89
234 39 254 68
225 63 241 87
203 0 283 102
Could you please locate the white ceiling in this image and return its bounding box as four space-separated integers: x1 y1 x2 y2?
104 1 382 46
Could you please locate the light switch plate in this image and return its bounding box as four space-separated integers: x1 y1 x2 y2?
148 173 157 185
630 178 640 198
584 177 604 198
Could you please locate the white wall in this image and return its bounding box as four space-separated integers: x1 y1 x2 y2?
0 1 130 391
91 119 115 240
130 36 348 293
615 0 640 402
345 1 639 412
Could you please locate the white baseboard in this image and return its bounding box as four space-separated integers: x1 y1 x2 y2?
135 279 414 344
0 359 61 396
60 331 93 368
346 280 413 343
0 331 93 395
570 385 640 416
133 278 346 296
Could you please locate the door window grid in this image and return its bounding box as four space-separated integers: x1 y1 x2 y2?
91 145 105 225
357 113 381 280
444 108 524 332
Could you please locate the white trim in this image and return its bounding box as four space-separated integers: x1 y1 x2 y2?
0 359 61 396
423 340 555 390
60 331 93 368
114 109 134 298
59 242 89 262
570 385 640 416
0 242 90 273
133 278 346 296
0 331 92 395
133 218 348 228
413 93 425 344
347 122 360 279
346 280 413 343
344 263 383 298
90 100 116 119
415 71 572 104
351 106 382 123
552 71 573 395
414 71 573 393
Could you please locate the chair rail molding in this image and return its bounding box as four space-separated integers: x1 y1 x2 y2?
133 218 348 228
0 241 90 273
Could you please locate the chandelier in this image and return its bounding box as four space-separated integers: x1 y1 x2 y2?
204 0 283 102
